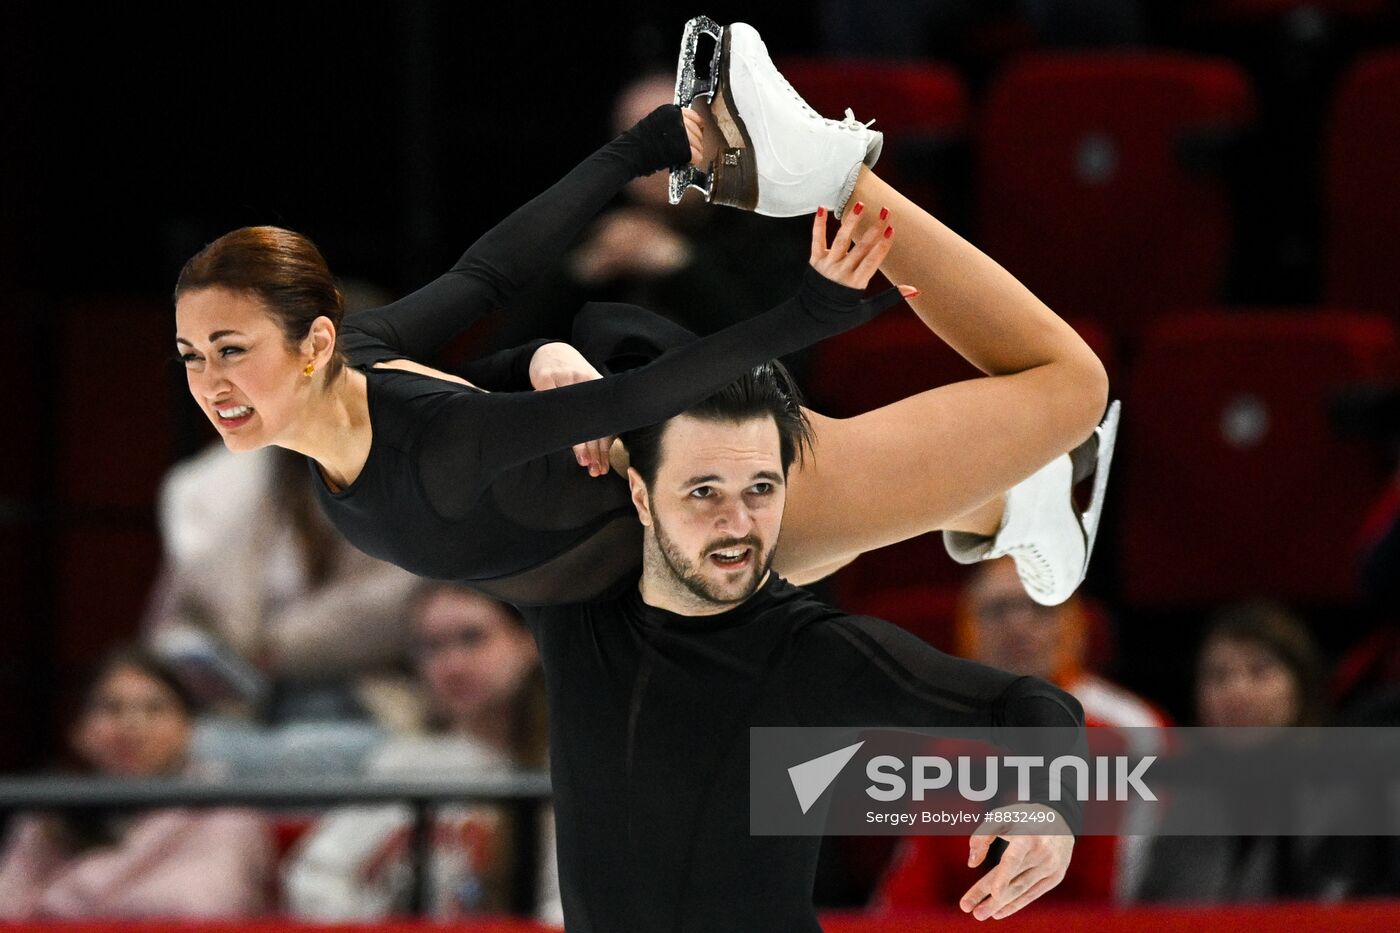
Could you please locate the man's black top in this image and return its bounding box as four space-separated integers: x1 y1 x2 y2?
525 574 1086 932
306 104 901 607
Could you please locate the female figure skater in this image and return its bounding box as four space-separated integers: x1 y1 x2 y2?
173 29 1107 608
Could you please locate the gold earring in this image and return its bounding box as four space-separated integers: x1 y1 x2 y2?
303 363 315 376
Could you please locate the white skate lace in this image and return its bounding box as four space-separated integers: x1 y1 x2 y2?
769 54 876 132
839 107 877 130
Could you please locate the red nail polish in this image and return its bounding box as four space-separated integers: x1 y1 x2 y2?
879 207 889 220
816 206 825 218
853 202 864 215
883 225 893 238
907 289 920 298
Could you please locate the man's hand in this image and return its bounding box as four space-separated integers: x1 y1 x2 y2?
528 342 615 477
959 804 1074 921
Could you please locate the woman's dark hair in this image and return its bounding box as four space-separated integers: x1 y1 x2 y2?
174 225 347 386
1200 601 1328 726
622 360 814 488
81 645 200 720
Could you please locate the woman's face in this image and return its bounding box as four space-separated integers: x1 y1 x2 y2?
414 589 538 730
175 287 309 452
1197 637 1302 728
74 665 192 778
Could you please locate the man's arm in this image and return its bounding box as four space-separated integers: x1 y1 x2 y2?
785 611 1086 920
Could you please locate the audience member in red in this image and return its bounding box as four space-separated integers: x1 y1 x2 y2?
874 558 1166 909
0 648 273 919
953 559 1166 731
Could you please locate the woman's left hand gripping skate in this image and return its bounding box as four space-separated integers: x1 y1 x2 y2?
529 342 616 477
681 106 705 167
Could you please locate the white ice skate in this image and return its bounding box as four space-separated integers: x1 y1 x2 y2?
943 401 1122 606
669 16 883 217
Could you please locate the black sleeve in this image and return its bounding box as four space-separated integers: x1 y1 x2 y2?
785 613 1088 832
437 269 906 476
452 338 557 392
570 302 698 374
344 105 692 362
452 299 694 391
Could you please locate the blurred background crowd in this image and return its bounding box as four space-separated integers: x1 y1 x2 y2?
2 0 1400 924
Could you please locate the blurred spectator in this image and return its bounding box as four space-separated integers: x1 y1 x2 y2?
283 583 560 923
485 71 809 356
1195 601 1327 729
143 441 422 736
952 559 1166 730
1133 601 1397 901
0 647 273 919
876 558 1165 908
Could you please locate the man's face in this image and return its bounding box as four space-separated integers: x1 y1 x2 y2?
630 414 786 612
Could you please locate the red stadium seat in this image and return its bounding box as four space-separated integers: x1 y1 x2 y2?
978 53 1254 341
776 60 969 137
1122 309 1400 606
808 310 1113 602
775 58 969 212
1324 49 1400 320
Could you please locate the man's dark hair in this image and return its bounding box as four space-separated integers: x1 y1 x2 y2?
623 361 814 488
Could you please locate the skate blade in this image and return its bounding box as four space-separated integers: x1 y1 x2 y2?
670 15 723 205
1078 399 1121 571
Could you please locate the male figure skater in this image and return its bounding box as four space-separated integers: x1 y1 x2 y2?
524 365 1083 931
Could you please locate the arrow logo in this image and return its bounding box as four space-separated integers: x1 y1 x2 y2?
788 741 865 814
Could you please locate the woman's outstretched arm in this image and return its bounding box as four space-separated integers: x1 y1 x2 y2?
345 106 702 362
439 212 912 480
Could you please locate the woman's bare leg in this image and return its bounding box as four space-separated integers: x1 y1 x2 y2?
773 169 1107 578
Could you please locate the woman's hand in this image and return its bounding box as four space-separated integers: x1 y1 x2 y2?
681 106 705 166
528 342 615 477
809 203 917 300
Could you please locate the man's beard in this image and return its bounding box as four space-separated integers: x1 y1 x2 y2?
651 510 774 608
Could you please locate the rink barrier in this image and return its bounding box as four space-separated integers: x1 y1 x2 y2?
0 773 551 918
